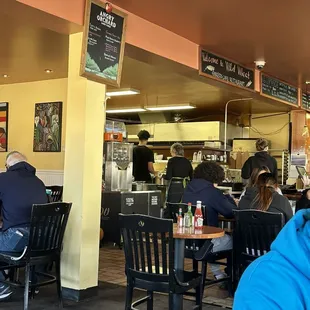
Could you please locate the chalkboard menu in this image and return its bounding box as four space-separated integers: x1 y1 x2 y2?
302 93 310 110
80 0 127 87
261 74 298 105
199 49 254 90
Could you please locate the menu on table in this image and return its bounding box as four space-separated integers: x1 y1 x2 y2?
80 0 127 87
261 74 298 106
199 49 254 90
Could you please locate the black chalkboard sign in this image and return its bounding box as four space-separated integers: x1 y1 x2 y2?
80 0 127 87
199 49 254 90
302 92 310 110
261 74 298 105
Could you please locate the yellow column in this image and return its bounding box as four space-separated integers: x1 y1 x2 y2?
61 32 105 299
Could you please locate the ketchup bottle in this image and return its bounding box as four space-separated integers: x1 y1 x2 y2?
194 201 204 230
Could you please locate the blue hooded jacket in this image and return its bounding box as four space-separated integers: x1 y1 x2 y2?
182 179 235 227
234 209 310 309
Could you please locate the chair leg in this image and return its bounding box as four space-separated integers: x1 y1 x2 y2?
147 291 153 310
199 261 207 307
55 259 63 308
227 254 233 296
24 264 30 310
125 283 133 310
195 284 202 310
168 293 173 310
30 266 36 299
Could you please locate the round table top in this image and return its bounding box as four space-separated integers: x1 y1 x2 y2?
173 224 225 239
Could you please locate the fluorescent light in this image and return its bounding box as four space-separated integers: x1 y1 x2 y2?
146 105 195 111
106 88 140 97
106 108 146 114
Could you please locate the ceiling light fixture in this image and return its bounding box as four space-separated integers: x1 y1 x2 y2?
45 69 53 73
306 81 310 85
146 104 196 111
106 108 146 114
3 74 9 78
106 88 140 97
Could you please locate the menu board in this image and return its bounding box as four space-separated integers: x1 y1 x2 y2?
261 74 298 105
302 93 310 110
199 49 254 90
80 0 127 87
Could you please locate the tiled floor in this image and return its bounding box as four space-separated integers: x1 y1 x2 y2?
99 244 233 308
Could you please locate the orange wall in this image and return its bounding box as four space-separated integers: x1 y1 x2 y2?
17 0 199 70
17 0 85 25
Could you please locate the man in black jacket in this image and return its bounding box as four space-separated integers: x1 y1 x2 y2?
0 151 48 300
241 138 278 182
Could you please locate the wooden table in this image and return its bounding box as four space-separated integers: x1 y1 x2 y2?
172 224 225 310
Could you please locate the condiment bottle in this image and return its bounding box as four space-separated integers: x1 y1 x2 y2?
177 208 183 228
194 201 204 230
184 203 193 228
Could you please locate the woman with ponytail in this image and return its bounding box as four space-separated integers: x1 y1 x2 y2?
239 173 293 223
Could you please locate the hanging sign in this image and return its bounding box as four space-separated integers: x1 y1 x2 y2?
80 0 127 87
261 74 298 106
199 49 255 90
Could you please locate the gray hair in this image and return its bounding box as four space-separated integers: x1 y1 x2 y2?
6 151 27 168
171 143 184 156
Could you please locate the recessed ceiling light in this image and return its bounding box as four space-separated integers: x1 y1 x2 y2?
3 74 9 78
45 69 53 73
106 88 140 97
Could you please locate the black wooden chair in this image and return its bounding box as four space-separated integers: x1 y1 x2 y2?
46 186 63 202
0 202 72 310
167 203 233 298
233 209 285 289
119 214 202 310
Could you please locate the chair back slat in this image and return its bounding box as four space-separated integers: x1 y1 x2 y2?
28 203 72 257
138 231 146 272
161 232 168 274
153 233 160 274
119 214 173 282
46 186 63 202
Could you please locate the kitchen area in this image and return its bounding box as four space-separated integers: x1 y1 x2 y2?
99 44 310 245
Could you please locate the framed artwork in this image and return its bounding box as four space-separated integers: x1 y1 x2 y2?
33 101 62 152
0 102 8 152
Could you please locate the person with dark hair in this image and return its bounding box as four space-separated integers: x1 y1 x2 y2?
241 138 278 182
295 188 310 213
239 173 293 223
133 130 156 182
183 161 236 279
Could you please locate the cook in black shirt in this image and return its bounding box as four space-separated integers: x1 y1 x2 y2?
133 130 156 182
242 138 278 183
165 143 193 203
165 143 193 180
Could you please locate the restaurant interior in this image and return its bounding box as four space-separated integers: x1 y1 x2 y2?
1 0 310 309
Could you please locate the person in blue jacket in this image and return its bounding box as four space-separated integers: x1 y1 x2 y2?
234 209 310 310
183 161 236 279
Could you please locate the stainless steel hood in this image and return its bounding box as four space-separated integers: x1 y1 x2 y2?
127 121 242 143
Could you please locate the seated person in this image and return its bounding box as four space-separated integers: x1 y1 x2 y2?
239 166 282 199
183 161 236 279
296 188 310 213
0 151 48 300
233 209 310 310
165 143 193 203
239 173 292 223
